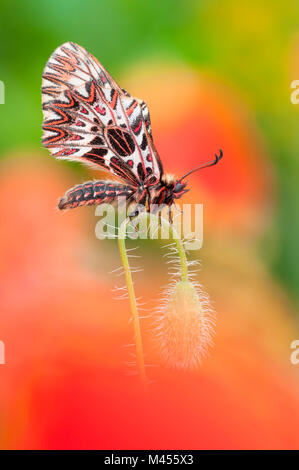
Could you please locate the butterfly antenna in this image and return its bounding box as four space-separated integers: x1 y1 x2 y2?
180 149 223 181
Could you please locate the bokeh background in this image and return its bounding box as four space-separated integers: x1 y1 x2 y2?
1 0 299 450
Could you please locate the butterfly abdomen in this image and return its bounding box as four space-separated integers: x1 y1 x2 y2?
58 181 134 210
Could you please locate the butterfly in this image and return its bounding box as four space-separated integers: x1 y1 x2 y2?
42 42 222 218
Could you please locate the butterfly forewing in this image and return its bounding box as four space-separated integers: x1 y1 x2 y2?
42 42 163 186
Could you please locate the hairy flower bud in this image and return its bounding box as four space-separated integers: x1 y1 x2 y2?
156 280 215 369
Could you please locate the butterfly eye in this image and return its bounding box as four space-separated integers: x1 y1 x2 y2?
174 182 184 192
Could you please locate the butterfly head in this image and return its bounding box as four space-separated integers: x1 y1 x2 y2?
173 180 189 199
161 173 188 200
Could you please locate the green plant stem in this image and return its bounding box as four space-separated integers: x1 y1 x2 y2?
118 212 189 384
158 214 189 282
118 217 147 385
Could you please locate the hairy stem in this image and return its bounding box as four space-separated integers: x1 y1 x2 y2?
118 218 147 385
158 215 188 282
139 211 188 281
118 211 189 384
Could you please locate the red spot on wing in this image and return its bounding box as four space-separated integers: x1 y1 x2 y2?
63 149 77 156
126 101 137 117
133 121 142 134
95 105 106 115
100 72 107 83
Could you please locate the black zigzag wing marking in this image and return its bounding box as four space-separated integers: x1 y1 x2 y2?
138 99 153 139
42 42 164 186
42 85 140 186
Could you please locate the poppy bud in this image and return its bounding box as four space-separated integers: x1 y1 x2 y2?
156 280 215 369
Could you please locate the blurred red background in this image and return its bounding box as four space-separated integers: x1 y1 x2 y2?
1 63 299 449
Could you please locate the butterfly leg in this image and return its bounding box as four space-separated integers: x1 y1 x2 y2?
128 209 139 220
168 206 173 225
128 188 148 218
149 203 171 227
